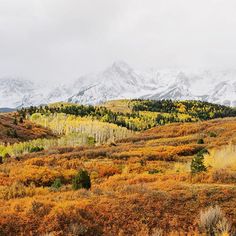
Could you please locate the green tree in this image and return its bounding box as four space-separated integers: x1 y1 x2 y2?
7 129 18 138
197 138 204 144
51 178 62 190
156 114 163 124
87 136 96 146
19 116 24 123
29 146 44 153
72 170 91 190
191 150 208 174
209 132 217 137
13 117 18 125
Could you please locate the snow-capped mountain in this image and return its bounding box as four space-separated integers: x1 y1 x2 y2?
207 81 236 107
144 72 197 101
0 78 36 108
1 61 236 108
68 61 153 104
68 63 236 106
0 78 73 108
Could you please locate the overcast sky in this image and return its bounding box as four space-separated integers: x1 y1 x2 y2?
0 0 236 84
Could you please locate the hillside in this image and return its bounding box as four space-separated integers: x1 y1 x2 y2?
102 99 236 117
0 117 236 235
0 113 55 145
18 100 236 133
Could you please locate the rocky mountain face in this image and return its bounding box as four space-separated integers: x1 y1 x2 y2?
1 61 236 108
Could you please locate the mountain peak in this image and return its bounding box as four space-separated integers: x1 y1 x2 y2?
1 65 236 108
110 60 132 72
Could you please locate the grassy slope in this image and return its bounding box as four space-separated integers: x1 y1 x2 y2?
101 99 236 125
0 118 236 235
100 99 133 113
0 113 55 144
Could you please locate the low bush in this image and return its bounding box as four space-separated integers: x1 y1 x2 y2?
6 129 18 138
51 178 62 190
0 181 27 200
211 169 236 183
72 170 91 190
197 138 204 144
29 146 44 153
209 132 217 137
148 169 161 174
199 205 232 235
98 165 121 178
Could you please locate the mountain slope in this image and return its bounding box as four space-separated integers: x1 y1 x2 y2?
0 78 73 108
1 62 236 107
68 61 152 104
0 113 55 144
0 78 35 108
68 64 236 106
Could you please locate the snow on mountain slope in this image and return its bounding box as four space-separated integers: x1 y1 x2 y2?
143 69 236 106
0 78 72 108
0 78 36 108
68 61 155 104
0 62 236 108
208 81 236 106
68 64 236 106
144 72 196 100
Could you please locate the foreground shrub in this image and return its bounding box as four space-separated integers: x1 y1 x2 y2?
0 181 26 200
51 178 62 190
151 227 164 236
29 200 52 217
98 165 121 178
6 129 18 138
16 166 73 187
211 169 236 184
199 205 232 235
72 170 91 190
148 169 161 174
41 207 101 236
209 132 217 137
29 146 44 153
197 138 204 144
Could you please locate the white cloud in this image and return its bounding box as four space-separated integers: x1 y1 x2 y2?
0 0 236 84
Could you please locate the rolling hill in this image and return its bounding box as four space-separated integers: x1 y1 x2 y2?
18 100 236 135
0 113 55 145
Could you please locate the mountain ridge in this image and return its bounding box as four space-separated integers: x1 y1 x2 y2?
1 61 236 108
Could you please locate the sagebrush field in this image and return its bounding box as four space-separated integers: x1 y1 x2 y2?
0 100 236 235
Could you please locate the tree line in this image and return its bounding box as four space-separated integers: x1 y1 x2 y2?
17 99 236 131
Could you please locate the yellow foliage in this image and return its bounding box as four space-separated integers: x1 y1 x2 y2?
204 145 236 170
